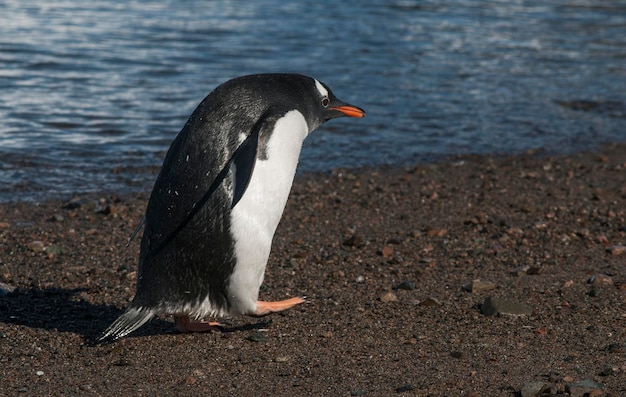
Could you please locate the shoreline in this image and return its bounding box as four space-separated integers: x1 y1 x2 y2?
1 143 625 395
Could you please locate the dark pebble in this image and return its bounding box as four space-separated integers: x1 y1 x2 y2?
394 281 415 291
450 351 463 359
395 384 414 393
62 200 82 210
47 214 64 222
587 289 600 297
343 233 365 248
247 332 269 343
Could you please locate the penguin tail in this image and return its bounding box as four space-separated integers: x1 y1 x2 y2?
98 306 155 343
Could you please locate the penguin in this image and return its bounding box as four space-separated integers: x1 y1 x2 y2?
99 73 365 342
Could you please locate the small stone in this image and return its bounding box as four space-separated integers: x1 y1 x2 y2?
46 214 64 222
380 291 399 303
481 296 533 316
565 378 604 397
355 275 365 283
343 233 364 248
379 245 393 259
247 332 268 343
0 221 10 229
274 356 289 363
588 273 613 286
603 343 624 353
44 245 63 256
587 288 601 297
418 297 442 307
113 358 132 366
185 376 197 385
450 351 463 359
609 245 626 256
395 384 414 393
0 282 17 296
599 364 620 376
426 228 447 237
520 381 549 397
28 241 45 253
513 265 531 276
35 370 44 376
394 281 415 291
62 200 82 209
350 390 365 396
463 279 496 293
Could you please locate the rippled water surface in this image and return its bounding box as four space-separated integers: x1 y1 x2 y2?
1 1 625 202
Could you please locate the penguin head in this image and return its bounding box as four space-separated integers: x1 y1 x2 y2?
304 77 366 130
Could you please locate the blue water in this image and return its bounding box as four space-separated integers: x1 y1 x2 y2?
1 1 625 202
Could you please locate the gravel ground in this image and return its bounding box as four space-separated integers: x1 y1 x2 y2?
1 144 625 396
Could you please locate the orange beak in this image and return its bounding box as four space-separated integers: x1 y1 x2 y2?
331 105 366 118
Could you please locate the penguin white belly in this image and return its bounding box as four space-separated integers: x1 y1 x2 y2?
227 110 309 314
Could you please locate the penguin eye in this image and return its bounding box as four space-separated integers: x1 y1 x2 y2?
321 97 330 108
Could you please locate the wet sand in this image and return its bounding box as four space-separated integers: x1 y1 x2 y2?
1 144 625 396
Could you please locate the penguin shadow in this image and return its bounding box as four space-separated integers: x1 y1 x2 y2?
0 286 272 343
0 286 169 342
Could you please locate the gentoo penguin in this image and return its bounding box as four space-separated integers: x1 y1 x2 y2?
100 73 365 341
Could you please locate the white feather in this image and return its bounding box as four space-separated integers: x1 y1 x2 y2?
314 79 328 98
227 110 309 314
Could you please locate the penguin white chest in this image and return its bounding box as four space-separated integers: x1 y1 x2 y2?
227 110 309 314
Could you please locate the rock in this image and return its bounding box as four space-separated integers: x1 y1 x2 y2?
425 228 447 237
513 265 531 276
418 297 442 307
481 296 533 316
380 291 399 303
343 233 364 248
608 244 626 256
0 221 10 229
587 289 601 297
0 282 16 296
449 351 463 359
395 384 414 393
603 343 624 353
46 214 64 222
379 245 393 259
599 364 620 376
62 200 82 209
394 281 415 291
520 381 549 397
45 245 63 256
463 279 496 293
246 332 268 343
27 241 45 253
588 273 613 286
565 378 604 397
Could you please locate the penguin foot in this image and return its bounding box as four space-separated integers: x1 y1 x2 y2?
251 297 305 316
174 315 225 333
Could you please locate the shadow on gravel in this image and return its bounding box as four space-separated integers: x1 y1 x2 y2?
0 287 273 343
0 287 169 341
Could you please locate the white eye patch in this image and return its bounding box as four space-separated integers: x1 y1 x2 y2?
314 79 328 98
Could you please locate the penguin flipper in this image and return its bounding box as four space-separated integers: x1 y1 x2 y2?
230 120 262 208
98 307 155 343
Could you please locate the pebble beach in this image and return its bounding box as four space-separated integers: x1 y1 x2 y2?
1 144 626 396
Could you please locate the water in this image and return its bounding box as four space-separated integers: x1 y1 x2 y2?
1 0 625 203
